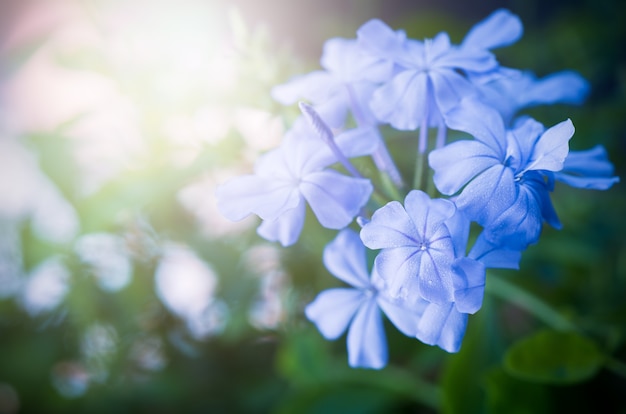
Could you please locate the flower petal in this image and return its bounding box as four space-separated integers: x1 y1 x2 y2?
468 231 521 270
555 145 619 190
356 19 406 63
462 9 523 50
360 201 420 249
347 297 387 369
521 70 591 108
525 119 574 172
456 164 517 227
482 181 543 249
323 229 371 289
451 257 486 314
417 301 468 353
373 247 422 298
300 171 372 229
256 200 306 246
404 190 457 233
305 288 365 340
429 140 500 195
271 70 340 105
443 98 506 156
377 295 424 337
322 37 393 83
215 175 300 222
370 70 428 131
430 69 480 114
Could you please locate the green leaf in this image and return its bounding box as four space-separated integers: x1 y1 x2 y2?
504 330 604 385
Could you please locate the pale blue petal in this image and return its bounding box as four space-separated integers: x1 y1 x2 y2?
271 70 340 105
521 70 591 107
482 182 543 249
468 232 521 269
404 190 456 234
417 249 455 304
321 37 393 83
215 175 300 222
525 119 574 172
356 19 406 63
456 164 517 227
305 288 365 339
280 123 332 176
443 98 506 156
347 297 387 369
377 295 423 337
334 126 381 159
451 258 486 314
360 201 420 249
323 229 371 289
370 70 428 130
373 247 422 298
430 68 482 113
525 172 561 229
257 200 306 246
314 93 351 130
555 145 620 190
444 209 471 258
377 294 427 338
417 302 468 353
429 140 500 195
301 171 372 229
462 9 523 50
554 174 620 190
435 48 497 73
507 117 545 171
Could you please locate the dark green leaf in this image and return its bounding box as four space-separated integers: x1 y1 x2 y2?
504 330 604 385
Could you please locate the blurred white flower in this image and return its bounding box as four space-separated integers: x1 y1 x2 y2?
0 138 79 243
244 244 290 330
0 221 24 299
154 243 228 339
51 360 90 399
74 233 133 292
129 336 167 372
20 257 70 316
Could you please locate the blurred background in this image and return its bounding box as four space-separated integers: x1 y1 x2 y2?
0 0 625 412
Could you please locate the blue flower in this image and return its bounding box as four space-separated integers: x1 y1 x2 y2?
271 38 392 130
477 70 591 125
271 39 405 186
216 123 377 246
305 229 423 368
429 99 576 248
360 190 458 304
358 12 515 131
359 190 517 316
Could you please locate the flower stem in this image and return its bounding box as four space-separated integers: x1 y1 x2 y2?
413 150 428 191
485 273 578 332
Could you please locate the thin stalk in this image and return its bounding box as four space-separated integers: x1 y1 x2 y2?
486 273 578 332
347 85 405 189
299 102 363 178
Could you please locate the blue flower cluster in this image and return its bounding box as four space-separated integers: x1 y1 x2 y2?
216 9 619 368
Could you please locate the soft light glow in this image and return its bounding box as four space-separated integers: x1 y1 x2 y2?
155 243 227 338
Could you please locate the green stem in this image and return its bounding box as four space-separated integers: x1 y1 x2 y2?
486 273 578 332
413 150 427 191
487 274 626 380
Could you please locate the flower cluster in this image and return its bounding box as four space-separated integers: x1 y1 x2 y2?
216 9 619 368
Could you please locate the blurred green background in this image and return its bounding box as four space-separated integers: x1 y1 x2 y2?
0 0 624 413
